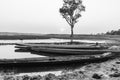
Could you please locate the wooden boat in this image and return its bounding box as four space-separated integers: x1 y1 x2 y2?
15 43 112 55
15 43 108 50
0 52 114 66
31 46 120 55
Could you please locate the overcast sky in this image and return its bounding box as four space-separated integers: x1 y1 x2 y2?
0 0 120 34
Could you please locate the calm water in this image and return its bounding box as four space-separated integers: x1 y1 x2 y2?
0 39 114 76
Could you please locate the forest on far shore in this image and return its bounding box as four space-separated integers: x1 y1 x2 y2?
104 29 120 35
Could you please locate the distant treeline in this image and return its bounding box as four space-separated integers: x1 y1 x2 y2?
105 29 120 35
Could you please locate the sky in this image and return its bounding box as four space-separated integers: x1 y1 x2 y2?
0 0 120 34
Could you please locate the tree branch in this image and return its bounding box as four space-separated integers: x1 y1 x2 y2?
64 16 71 26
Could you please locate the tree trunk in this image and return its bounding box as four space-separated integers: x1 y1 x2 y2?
70 25 74 44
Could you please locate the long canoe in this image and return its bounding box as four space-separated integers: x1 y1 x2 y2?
15 43 107 50
0 52 114 66
31 46 120 55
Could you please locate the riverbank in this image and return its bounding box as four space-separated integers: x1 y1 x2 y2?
1 32 120 41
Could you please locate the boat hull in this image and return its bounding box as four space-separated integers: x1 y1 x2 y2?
0 53 114 67
15 43 107 49
31 47 120 55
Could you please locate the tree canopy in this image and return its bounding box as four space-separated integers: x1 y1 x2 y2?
106 29 120 35
59 0 85 27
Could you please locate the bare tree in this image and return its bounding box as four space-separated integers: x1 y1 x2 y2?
59 0 85 43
